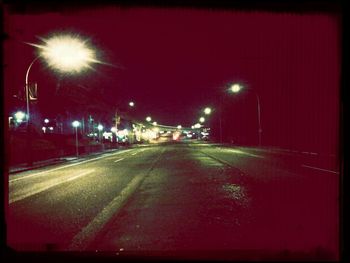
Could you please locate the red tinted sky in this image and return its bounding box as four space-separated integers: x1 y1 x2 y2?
4 5 340 151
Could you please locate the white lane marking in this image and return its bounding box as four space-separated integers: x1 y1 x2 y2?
10 170 95 204
302 165 339 174
69 147 165 251
104 149 135 159
69 173 145 250
10 149 132 183
114 158 125 163
310 152 318 155
131 152 137 156
229 149 264 158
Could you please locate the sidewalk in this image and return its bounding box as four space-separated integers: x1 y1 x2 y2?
8 147 126 174
9 157 71 174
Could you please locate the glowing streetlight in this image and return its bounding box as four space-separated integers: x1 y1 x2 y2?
177 125 182 129
146 116 152 122
204 107 212 115
153 121 157 126
230 85 262 146
38 34 99 73
217 83 243 143
25 33 100 122
230 83 242 93
14 111 26 123
72 121 81 157
97 124 104 143
199 117 205 123
194 123 201 129
44 118 49 124
23 33 101 166
72 120 80 128
129 101 135 107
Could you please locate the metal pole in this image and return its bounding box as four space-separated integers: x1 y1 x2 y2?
25 56 40 167
219 114 222 143
219 94 223 144
25 56 40 123
75 127 79 157
255 93 262 146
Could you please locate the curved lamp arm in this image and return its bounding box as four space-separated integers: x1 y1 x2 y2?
25 56 40 121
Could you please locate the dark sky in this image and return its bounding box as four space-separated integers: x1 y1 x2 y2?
4 4 340 151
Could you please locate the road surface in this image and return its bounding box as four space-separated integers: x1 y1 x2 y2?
6 141 340 260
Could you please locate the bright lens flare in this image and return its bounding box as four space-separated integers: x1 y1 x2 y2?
231 84 241 93
204 107 211 115
38 35 99 73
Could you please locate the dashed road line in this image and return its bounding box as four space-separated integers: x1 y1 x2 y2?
69 148 165 251
114 158 125 163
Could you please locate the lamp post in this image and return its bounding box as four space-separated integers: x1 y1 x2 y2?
25 34 99 121
97 124 103 141
218 84 242 144
230 84 262 146
72 121 80 157
219 96 224 144
25 56 40 124
255 93 262 146
23 33 100 166
204 107 212 115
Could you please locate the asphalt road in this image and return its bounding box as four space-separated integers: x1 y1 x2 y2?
6 141 340 260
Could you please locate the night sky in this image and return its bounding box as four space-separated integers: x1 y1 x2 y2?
4 4 340 152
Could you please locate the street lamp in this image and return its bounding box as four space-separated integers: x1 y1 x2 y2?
217 83 244 144
25 34 99 121
177 125 182 129
129 101 135 107
72 120 80 157
14 111 26 123
229 84 262 146
97 124 103 142
146 116 152 122
204 107 212 115
24 33 100 166
199 117 205 123
153 121 157 126
230 83 242 93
